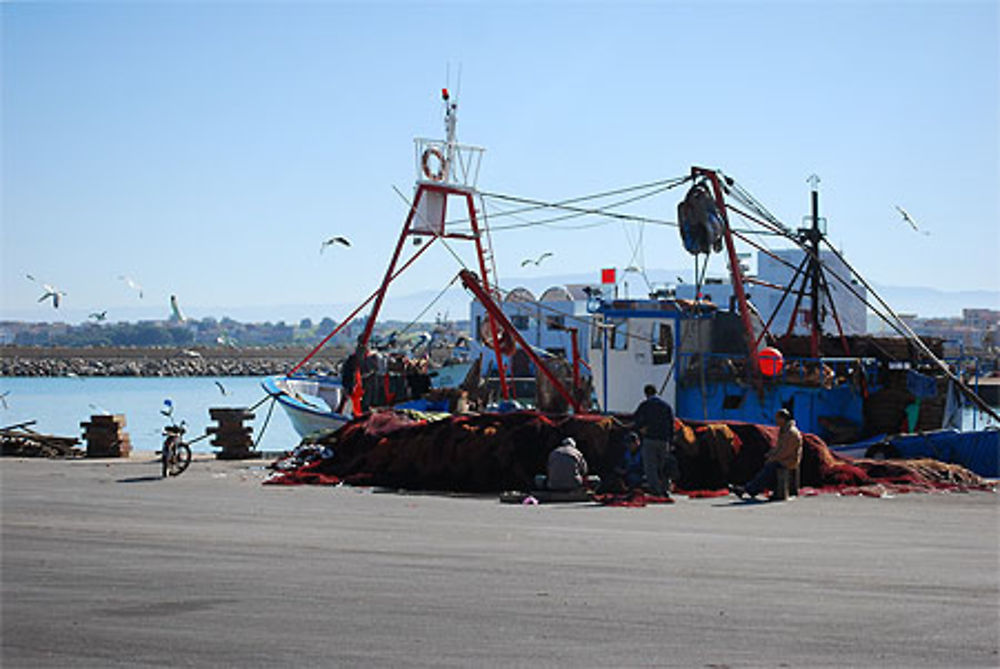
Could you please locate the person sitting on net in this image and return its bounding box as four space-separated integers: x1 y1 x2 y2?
730 408 803 500
614 431 645 490
545 437 589 491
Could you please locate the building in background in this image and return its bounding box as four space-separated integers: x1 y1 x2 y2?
671 248 868 337
468 284 597 362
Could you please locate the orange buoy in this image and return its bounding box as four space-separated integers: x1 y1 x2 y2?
759 346 784 377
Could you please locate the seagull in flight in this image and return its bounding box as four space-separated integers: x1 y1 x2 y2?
26 274 67 308
520 252 553 267
320 236 351 253
0 391 10 410
894 205 930 235
37 284 67 308
214 380 230 396
118 275 144 299
89 311 108 321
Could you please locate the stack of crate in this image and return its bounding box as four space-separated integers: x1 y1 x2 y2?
208 408 255 460
80 414 132 458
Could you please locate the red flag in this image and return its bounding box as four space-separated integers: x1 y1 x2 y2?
601 268 616 284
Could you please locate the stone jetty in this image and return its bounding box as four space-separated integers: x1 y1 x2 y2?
0 345 347 377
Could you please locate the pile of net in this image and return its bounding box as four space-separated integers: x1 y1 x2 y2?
1 428 84 458
265 409 995 496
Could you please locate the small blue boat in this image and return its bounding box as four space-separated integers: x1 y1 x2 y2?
262 374 352 438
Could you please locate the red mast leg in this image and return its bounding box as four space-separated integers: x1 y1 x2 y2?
692 167 760 380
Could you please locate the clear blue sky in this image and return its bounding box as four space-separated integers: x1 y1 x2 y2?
2 1 997 324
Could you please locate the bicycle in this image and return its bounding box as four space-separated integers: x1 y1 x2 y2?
160 399 192 478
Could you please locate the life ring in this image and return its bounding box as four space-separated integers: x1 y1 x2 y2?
421 147 447 182
479 318 517 356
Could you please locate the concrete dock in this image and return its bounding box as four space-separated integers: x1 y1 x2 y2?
2 454 998 668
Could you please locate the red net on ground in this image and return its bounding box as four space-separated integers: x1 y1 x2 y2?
265 410 994 496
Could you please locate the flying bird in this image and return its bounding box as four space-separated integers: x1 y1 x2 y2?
520 252 553 267
894 205 930 235
37 284 67 308
118 275 144 298
0 391 10 410
26 274 66 308
214 380 230 396
320 236 352 253
89 311 108 321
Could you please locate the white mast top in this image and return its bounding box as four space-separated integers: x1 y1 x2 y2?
414 88 484 190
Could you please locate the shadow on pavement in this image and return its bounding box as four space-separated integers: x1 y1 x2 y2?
117 475 163 483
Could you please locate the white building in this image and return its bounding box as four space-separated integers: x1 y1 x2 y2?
671 248 867 337
756 248 867 336
469 284 596 362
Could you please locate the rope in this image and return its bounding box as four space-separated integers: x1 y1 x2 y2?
476 190 680 231
396 274 462 337
450 176 690 226
253 397 277 450
248 394 272 412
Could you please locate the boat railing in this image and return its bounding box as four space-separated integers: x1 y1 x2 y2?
676 351 879 389
414 137 485 189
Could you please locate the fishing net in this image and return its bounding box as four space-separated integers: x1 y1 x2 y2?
265 409 994 496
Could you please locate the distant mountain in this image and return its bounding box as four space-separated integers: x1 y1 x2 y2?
2 270 994 325
868 283 998 319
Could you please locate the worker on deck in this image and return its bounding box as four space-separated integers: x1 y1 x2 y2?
546 437 589 491
633 384 675 497
731 408 803 500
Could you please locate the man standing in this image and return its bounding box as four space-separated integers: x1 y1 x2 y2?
633 384 675 496
546 437 589 491
731 408 803 500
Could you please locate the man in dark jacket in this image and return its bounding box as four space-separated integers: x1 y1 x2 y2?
633 384 675 496
546 437 588 491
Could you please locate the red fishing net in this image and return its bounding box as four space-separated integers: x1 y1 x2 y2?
265 409 994 497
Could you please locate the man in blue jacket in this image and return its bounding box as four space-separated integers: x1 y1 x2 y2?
635 385 674 497
633 384 676 496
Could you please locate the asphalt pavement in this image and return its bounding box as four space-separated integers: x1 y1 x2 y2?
2 453 998 668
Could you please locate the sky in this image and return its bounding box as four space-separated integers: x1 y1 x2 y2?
2 0 998 325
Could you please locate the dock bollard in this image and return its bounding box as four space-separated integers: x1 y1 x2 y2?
80 414 132 458
207 408 256 460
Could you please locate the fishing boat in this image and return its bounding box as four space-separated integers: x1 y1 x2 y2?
262 373 352 437
581 170 999 475
263 88 492 437
265 89 998 477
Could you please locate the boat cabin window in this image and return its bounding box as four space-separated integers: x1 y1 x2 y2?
652 322 673 365
545 314 565 330
591 318 604 349
510 314 530 331
589 317 627 350
610 318 628 350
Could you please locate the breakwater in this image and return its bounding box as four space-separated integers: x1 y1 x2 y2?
0 346 347 377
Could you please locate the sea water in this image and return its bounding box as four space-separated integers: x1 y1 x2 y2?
1 376 996 455
0 376 300 454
